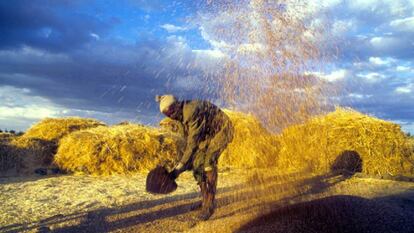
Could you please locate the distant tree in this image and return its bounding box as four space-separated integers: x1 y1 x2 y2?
9 130 16 134
0 129 2 133
17 131 24 136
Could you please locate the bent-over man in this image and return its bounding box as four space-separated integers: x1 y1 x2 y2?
156 94 234 220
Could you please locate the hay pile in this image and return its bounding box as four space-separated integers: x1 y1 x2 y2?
1 118 104 175
407 136 414 168
4 108 412 177
4 138 57 174
0 132 14 143
277 107 414 177
220 110 280 168
0 133 17 174
159 118 184 136
54 124 184 175
408 136 414 153
21 117 105 142
160 110 280 169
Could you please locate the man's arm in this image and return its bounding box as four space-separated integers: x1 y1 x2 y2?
175 118 204 170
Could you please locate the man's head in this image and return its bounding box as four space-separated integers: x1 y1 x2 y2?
155 94 179 118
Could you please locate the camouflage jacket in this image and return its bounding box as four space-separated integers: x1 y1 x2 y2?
168 100 231 166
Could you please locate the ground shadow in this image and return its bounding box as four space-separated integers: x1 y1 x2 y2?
214 172 349 220
236 193 414 233
0 171 348 233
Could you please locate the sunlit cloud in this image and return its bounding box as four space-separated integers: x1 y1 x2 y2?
160 24 188 33
307 69 348 82
395 84 413 94
0 0 414 132
390 16 414 32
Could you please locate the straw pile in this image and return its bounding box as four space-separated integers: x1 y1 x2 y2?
21 117 105 142
1 118 104 175
160 110 280 169
220 110 280 168
0 132 14 143
8 137 56 174
277 107 414 177
54 124 184 175
159 118 184 136
408 136 414 152
0 133 17 174
407 136 414 167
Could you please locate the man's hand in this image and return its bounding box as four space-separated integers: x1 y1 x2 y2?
175 162 184 171
169 169 180 179
169 162 184 179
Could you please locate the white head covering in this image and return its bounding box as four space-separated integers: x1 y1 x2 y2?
156 94 177 113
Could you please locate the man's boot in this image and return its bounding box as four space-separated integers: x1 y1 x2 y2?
190 182 206 211
199 169 217 220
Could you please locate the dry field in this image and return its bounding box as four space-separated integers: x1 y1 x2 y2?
1 169 414 233
1 109 414 233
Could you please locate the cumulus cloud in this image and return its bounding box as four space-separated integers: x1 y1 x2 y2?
90 33 100 40
299 0 414 130
1 0 414 132
396 65 412 72
368 57 396 66
370 36 398 49
390 16 414 32
395 84 413 94
357 72 386 83
307 69 348 82
0 85 65 130
313 0 414 60
160 24 188 33
347 93 373 99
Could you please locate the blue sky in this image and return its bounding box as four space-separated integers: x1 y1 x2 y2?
0 0 414 133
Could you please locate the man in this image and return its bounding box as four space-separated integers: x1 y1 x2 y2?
156 94 234 220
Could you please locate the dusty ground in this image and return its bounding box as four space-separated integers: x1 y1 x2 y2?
1 169 414 233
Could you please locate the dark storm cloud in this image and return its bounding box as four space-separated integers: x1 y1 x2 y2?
0 1 221 128
0 35 222 122
0 0 111 52
1 0 413 132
